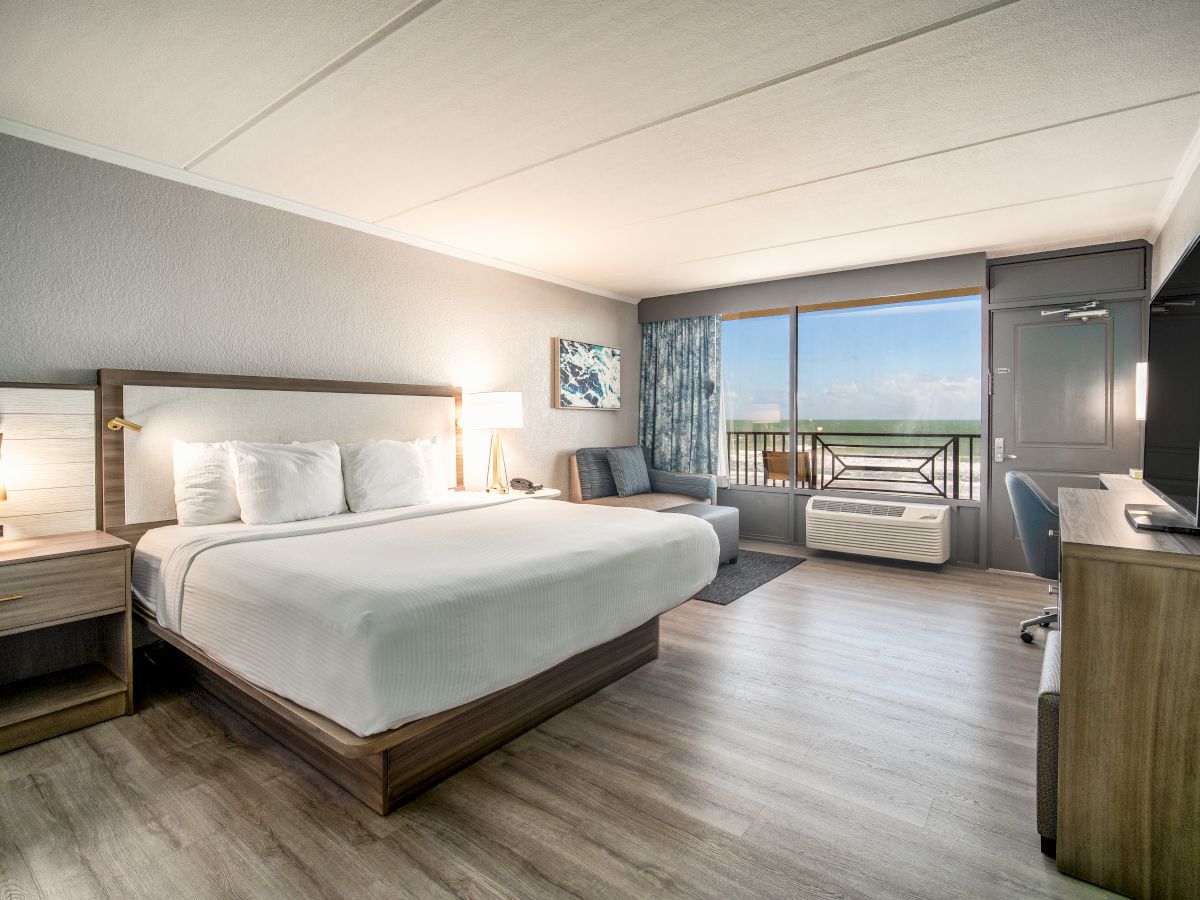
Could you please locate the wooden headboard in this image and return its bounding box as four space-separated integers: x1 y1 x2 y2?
98 369 463 546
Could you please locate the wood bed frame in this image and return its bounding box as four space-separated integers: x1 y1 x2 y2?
99 369 660 813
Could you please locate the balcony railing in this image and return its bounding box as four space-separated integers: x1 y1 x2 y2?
726 430 981 500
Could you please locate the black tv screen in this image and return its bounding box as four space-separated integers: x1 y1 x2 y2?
1144 256 1200 521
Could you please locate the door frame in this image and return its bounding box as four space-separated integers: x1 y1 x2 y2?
983 240 1152 569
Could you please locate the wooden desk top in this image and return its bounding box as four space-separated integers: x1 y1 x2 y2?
1097 472 1150 493
1060 478 1200 562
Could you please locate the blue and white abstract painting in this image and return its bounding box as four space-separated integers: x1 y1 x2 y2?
556 338 621 409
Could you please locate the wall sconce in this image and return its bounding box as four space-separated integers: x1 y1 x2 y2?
1135 362 1148 422
106 417 143 432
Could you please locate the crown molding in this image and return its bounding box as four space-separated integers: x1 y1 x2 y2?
0 116 636 303
1147 119 1200 244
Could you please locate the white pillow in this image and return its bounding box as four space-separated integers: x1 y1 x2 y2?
340 440 431 512
229 440 348 525
415 436 451 493
172 440 240 526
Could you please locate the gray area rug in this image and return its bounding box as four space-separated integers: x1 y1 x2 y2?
694 550 805 605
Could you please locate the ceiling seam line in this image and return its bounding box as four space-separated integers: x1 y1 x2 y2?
373 0 1023 223
667 178 1172 266
626 90 1200 226
183 0 445 170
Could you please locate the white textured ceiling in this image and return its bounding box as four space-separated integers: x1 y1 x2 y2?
2 0 1199 300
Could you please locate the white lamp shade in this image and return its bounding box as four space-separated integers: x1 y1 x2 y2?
464 391 524 430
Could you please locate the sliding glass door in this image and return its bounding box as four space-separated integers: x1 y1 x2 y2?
720 309 791 487
722 291 982 500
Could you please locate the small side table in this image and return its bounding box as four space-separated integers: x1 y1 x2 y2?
513 488 561 500
0 531 132 754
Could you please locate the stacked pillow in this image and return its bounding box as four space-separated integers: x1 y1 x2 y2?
172 436 451 526
339 440 431 513
229 440 347 525
173 440 242 526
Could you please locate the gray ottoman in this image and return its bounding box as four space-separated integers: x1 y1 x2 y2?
662 503 739 565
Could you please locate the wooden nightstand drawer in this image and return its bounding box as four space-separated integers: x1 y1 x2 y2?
0 551 126 634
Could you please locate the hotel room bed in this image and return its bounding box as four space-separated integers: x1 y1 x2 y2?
133 492 718 737
101 367 718 813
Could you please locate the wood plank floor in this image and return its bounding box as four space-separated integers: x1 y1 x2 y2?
0 546 1114 899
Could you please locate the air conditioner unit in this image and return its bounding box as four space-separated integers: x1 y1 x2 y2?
805 496 950 564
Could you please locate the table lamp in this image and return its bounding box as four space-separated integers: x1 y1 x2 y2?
463 392 523 493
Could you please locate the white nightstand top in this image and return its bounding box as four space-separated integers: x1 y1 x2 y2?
512 488 561 499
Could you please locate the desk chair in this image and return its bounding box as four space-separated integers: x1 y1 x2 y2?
1006 471 1061 642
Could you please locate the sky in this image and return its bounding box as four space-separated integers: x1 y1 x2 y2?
722 295 982 423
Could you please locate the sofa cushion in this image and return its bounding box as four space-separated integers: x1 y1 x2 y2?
607 446 651 497
573 448 619 500
583 492 704 511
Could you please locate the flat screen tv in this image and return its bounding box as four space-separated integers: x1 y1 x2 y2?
1137 241 1200 532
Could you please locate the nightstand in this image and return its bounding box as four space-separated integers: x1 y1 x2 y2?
514 488 561 499
0 531 132 753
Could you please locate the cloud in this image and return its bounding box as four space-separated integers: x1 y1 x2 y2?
809 371 980 419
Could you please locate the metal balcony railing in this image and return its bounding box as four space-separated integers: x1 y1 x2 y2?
726 430 981 500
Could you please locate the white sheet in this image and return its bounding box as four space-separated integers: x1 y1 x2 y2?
133 494 718 736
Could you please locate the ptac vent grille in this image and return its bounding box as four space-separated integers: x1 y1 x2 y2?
810 498 905 517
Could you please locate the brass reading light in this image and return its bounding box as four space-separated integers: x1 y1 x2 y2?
106 417 143 432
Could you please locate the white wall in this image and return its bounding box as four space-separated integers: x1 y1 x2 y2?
0 134 640 493
1153 157 1200 294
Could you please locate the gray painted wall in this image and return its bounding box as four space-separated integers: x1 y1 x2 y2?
0 134 640 492
1153 162 1200 296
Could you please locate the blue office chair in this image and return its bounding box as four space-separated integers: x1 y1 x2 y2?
1005 471 1061 642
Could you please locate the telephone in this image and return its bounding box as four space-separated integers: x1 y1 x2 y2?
510 477 542 494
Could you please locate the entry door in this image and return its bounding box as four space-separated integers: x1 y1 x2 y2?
988 300 1143 572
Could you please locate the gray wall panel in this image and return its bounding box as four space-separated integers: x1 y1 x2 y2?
717 488 791 541
989 245 1147 305
953 504 981 566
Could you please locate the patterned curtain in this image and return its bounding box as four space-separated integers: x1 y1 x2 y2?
639 315 722 474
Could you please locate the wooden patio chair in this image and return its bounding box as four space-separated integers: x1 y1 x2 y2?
761 450 810 485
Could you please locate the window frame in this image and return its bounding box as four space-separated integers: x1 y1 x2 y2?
720 287 984 502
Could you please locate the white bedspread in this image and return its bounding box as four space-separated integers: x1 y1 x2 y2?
133 494 717 736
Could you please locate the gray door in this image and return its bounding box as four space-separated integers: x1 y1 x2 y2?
988 300 1143 572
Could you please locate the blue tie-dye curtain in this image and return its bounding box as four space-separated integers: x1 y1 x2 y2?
639 315 722 474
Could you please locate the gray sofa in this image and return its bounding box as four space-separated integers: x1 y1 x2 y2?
568 447 716 510
1038 629 1060 856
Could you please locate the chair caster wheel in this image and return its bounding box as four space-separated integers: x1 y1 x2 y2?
1039 622 1050 627
1021 631 1034 643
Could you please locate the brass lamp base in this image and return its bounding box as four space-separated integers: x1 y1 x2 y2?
486 430 509 493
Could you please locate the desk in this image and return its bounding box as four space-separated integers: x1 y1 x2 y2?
1057 478 1200 898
